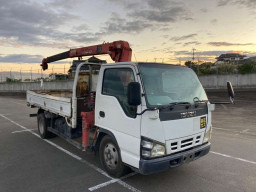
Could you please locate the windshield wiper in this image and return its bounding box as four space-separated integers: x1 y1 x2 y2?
170 102 191 105
193 97 208 107
158 101 191 110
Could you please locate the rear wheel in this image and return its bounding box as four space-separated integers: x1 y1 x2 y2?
37 113 52 139
99 135 128 178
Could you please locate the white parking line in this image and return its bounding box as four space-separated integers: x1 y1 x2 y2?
0 114 140 192
210 151 256 165
88 172 137 191
12 129 37 133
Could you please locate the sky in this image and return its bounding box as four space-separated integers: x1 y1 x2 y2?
0 0 256 74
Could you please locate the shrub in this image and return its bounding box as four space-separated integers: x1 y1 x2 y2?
216 64 236 74
238 61 256 74
6 77 21 83
198 64 216 75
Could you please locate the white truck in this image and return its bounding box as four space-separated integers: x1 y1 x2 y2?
27 41 235 177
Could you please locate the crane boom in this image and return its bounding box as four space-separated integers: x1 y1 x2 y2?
41 40 132 70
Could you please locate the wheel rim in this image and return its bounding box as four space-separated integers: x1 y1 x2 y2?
38 118 44 135
104 143 119 170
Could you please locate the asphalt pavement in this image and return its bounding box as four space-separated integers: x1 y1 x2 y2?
0 91 255 192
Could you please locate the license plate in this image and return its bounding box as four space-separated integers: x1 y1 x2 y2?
200 116 206 129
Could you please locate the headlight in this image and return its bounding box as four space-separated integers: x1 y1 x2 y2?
203 126 212 143
151 144 165 157
141 138 166 158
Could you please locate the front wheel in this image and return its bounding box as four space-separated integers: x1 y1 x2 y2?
99 135 128 177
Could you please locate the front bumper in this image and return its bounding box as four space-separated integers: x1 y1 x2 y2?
139 142 211 175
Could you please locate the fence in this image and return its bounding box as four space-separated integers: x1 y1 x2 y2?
198 74 256 89
0 65 70 83
0 74 256 93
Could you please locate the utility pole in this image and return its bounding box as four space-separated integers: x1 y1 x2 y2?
133 54 138 62
20 68 22 81
192 48 196 62
191 48 196 68
0 63 2 83
30 67 32 81
64 65 66 80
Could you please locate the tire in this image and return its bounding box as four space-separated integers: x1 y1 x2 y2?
99 135 128 178
37 113 52 139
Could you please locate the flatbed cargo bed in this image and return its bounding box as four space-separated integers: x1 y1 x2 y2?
27 90 72 117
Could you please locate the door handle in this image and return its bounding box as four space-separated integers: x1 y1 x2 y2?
99 111 105 118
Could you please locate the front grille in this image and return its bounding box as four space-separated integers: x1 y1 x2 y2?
169 133 204 153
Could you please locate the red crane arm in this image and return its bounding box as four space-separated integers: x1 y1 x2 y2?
41 40 132 70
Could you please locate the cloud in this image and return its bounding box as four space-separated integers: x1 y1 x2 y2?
0 0 100 47
183 41 201 46
200 8 208 13
197 51 231 56
218 0 256 8
218 0 232 6
46 0 84 10
129 1 191 23
208 42 254 46
131 7 187 23
171 34 198 41
107 0 192 30
0 0 193 49
210 19 218 24
169 50 248 62
101 13 152 34
107 0 139 9
0 54 43 63
174 56 214 62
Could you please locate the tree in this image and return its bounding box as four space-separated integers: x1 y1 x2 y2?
185 61 195 68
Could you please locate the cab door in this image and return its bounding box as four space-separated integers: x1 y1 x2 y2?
95 65 141 168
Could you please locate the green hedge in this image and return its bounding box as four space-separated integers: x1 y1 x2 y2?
186 60 256 75
237 61 256 74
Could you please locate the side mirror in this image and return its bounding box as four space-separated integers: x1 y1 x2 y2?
127 82 141 106
227 81 234 104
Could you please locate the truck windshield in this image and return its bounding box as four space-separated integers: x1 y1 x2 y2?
138 63 208 107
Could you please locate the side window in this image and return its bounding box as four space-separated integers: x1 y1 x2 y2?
102 68 137 118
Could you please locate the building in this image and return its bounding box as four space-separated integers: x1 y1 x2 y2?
215 53 246 65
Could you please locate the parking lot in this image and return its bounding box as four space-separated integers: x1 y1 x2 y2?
0 91 255 192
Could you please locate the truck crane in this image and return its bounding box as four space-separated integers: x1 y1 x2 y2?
41 40 132 70
27 40 235 178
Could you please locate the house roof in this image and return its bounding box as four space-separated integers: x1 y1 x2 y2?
216 53 246 60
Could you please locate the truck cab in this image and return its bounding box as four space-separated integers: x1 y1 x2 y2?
95 62 212 176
